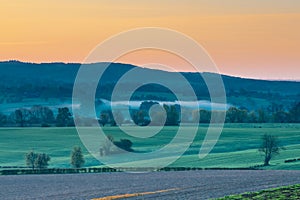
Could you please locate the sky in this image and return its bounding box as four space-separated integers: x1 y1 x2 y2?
0 0 299 80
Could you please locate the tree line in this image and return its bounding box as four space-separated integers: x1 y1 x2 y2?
0 106 74 127
100 101 300 125
224 102 299 123
98 101 180 127
0 101 299 127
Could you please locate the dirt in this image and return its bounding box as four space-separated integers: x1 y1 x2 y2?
1 170 300 200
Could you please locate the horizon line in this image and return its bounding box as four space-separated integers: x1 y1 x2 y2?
1 59 299 82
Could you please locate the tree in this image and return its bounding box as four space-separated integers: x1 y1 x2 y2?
247 111 258 123
42 107 55 124
259 134 284 166
113 110 124 126
272 110 289 123
131 110 149 126
25 151 38 170
15 108 32 127
56 107 72 127
258 109 268 123
15 109 24 126
70 146 85 168
25 151 50 169
226 107 239 123
226 107 248 123
150 110 166 125
30 105 55 125
163 104 180 126
0 112 7 127
200 110 211 123
114 139 133 152
289 102 300 123
100 135 114 156
99 111 109 126
35 153 51 169
100 136 134 155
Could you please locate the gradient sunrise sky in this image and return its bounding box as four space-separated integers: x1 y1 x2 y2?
0 0 299 80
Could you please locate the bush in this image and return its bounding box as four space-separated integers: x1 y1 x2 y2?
100 137 134 155
114 139 133 152
41 123 51 127
100 135 114 156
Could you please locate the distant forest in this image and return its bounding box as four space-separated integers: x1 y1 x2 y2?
0 101 299 127
0 61 299 109
0 61 299 127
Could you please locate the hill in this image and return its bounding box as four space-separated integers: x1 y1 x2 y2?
0 61 299 111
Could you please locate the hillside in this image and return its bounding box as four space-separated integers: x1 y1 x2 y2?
0 61 299 111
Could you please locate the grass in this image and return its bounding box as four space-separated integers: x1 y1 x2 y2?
216 184 300 200
0 127 101 167
0 123 300 169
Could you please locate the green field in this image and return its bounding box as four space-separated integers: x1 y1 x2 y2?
217 184 300 200
0 124 300 169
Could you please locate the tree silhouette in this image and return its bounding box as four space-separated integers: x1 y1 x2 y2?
56 107 72 127
25 151 37 170
259 134 284 166
70 146 85 168
35 153 51 169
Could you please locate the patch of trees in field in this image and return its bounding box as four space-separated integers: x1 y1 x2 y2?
25 151 51 170
24 146 86 170
99 135 134 156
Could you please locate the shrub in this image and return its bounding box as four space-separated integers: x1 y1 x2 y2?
41 123 51 127
114 139 133 152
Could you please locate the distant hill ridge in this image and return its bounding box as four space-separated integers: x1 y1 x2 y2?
0 61 299 110
0 60 299 91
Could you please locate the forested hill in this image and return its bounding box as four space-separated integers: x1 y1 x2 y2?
0 61 299 110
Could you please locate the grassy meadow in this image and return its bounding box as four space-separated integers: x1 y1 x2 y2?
217 184 300 200
0 124 299 169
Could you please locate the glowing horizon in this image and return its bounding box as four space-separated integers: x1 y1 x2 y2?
0 0 299 80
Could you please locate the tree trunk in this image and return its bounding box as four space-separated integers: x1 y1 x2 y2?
264 155 271 166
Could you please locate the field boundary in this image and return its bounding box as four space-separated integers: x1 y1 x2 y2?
0 166 263 175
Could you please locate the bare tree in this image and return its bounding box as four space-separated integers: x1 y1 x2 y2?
259 134 284 166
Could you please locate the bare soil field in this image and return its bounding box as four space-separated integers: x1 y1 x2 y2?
1 170 300 199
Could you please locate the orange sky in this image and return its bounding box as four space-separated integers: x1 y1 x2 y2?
0 0 299 80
